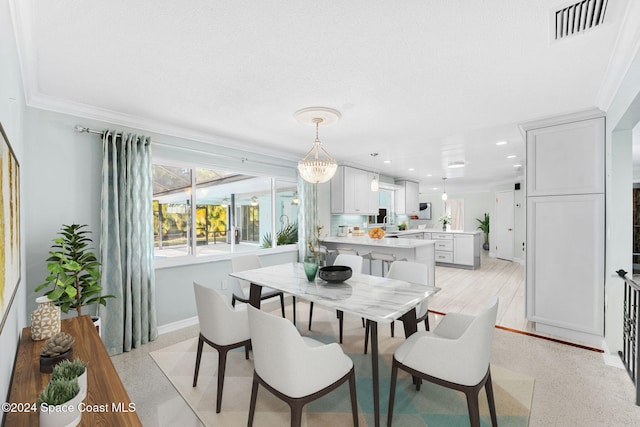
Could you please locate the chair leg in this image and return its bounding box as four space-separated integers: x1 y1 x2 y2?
247 373 259 427
485 371 498 427
245 344 250 360
364 320 370 354
464 389 481 427
338 310 344 344
290 401 304 427
361 317 365 328
387 361 399 427
349 369 359 427
390 321 395 337
308 302 314 330
279 293 286 318
216 348 228 413
292 296 297 326
425 316 430 331
192 335 204 387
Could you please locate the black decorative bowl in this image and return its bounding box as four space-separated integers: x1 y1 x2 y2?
319 265 353 283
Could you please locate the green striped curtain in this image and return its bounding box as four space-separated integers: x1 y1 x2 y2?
99 130 157 355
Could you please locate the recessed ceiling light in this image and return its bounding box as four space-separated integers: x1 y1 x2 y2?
432 187 438 190
507 155 516 159
427 174 432 177
383 160 392 164
496 141 508 145
447 161 465 168
513 164 522 168
408 168 415 171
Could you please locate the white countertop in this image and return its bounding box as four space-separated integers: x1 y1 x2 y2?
321 235 435 248
389 229 483 236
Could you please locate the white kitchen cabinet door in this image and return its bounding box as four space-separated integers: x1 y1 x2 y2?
453 234 474 266
527 117 604 197
394 180 419 215
526 193 604 336
331 166 378 214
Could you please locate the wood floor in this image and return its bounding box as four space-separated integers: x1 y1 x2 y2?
428 252 530 333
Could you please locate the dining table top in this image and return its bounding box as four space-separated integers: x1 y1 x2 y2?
230 262 440 324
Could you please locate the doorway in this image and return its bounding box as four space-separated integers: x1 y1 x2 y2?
495 190 515 261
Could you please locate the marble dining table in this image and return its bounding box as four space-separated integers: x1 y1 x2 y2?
230 262 440 427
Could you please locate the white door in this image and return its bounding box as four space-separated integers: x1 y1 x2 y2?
495 190 514 261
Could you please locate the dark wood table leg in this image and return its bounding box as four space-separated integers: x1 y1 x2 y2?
370 320 380 427
249 283 263 308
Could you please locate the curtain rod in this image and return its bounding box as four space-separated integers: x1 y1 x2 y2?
73 124 295 171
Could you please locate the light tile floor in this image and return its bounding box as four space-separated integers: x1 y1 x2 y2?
111 254 640 426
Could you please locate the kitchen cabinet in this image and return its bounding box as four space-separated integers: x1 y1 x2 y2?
453 234 476 266
431 231 481 269
524 111 605 344
395 180 419 215
331 166 378 214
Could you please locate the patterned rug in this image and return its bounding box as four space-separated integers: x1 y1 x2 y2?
150 310 534 426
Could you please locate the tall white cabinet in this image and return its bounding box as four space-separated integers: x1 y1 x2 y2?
524 110 605 344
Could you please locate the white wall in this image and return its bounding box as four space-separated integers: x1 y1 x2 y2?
0 0 27 402
603 43 640 353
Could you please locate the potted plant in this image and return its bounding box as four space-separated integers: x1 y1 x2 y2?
35 224 114 330
52 358 87 399
40 332 75 373
38 377 82 427
438 214 451 231
476 213 490 250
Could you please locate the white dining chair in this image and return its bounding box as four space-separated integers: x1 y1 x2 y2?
247 306 359 427
387 297 499 427
308 254 364 344
229 254 287 318
192 282 251 413
364 260 431 353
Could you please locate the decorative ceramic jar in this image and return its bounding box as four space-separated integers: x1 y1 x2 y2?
31 296 61 341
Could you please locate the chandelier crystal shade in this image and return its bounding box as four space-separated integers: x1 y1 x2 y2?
295 107 341 184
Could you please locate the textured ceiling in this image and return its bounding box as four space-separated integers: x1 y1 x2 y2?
10 0 633 194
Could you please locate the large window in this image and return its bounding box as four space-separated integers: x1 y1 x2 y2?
152 163 298 259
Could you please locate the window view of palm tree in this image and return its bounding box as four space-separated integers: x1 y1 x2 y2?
152 163 298 258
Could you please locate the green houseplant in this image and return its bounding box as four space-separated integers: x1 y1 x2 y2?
35 224 114 316
38 377 82 427
476 213 490 250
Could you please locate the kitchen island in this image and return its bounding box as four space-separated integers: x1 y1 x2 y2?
321 236 435 285
386 229 482 269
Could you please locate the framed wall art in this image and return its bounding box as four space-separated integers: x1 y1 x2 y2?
0 123 20 334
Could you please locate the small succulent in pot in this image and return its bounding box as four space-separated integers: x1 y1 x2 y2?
37 377 80 407
41 332 75 357
40 332 75 373
52 358 86 380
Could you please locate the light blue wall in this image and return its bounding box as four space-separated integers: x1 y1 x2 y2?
0 0 27 402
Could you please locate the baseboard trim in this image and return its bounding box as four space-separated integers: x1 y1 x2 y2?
601 339 625 368
428 309 604 353
158 316 199 336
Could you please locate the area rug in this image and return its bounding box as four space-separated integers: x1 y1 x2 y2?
150 314 534 426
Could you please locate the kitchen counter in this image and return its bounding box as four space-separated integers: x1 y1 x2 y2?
321 236 435 285
385 229 482 236
322 235 435 248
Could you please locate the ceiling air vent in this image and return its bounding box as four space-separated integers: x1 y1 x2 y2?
553 0 608 41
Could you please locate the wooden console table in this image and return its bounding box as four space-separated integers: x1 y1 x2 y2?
4 315 141 426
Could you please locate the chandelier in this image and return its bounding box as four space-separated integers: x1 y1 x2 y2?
295 107 340 184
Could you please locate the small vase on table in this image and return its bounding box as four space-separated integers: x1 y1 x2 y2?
303 256 319 282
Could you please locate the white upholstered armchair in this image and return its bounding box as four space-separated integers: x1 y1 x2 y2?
387 297 499 427
247 305 359 427
192 282 251 413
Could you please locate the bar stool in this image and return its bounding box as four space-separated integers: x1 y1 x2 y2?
368 251 396 277
337 247 359 256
